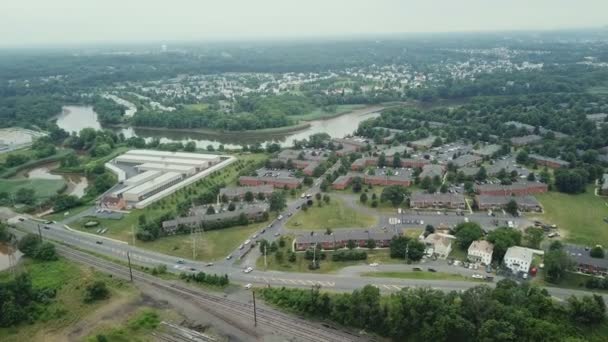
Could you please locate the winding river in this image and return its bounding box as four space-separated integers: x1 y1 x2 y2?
56 105 381 149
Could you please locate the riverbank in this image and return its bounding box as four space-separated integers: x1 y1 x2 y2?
113 121 313 137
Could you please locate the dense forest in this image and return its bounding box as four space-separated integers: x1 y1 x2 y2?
262 282 607 341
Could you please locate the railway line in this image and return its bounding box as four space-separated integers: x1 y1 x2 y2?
56 245 364 342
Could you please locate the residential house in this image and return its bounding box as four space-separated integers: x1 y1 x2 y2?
475 195 542 212
423 233 456 259
475 181 548 196
239 176 302 189
219 185 274 201
410 192 466 210
467 240 494 265
510 135 542 147
503 246 543 274
419 164 444 180
528 154 570 169
452 154 483 168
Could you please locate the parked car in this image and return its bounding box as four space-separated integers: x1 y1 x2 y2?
413 267 423 271
428 268 437 272
244 283 253 289
472 274 484 279
369 263 379 267
96 241 103 245
205 262 214 267
243 267 253 273
177 259 185 264
226 255 233 260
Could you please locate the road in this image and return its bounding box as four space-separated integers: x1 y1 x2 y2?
12 212 608 303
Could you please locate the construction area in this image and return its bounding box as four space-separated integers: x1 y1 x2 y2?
102 149 235 209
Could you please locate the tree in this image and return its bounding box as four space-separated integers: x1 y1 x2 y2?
505 199 518 216
487 228 522 261
52 194 81 212
453 222 484 249
259 239 270 254
15 188 36 205
380 185 409 207
366 239 376 249
407 240 426 261
516 150 528 164
524 227 544 249
244 191 254 202
18 234 41 257
378 153 386 168
567 294 606 326
34 242 58 261
0 222 12 242
389 236 410 259
347 240 356 250
269 192 287 212
184 141 196 152
590 246 605 259
360 193 368 203
323 194 330 203
475 167 487 181
554 169 587 194
544 243 572 283
392 153 401 168
352 177 362 193
84 281 110 303
93 173 115 194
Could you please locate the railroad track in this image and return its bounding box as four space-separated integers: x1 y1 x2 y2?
56 245 362 342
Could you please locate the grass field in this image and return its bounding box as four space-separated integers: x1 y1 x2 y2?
0 178 66 200
0 258 140 342
285 197 378 230
531 187 608 246
184 103 209 111
361 271 478 282
291 104 367 121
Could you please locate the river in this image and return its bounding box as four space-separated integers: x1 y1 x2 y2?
56 105 381 149
15 161 89 198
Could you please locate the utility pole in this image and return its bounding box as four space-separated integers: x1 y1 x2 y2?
264 244 267 271
405 241 409 263
252 290 258 327
37 224 43 241
131 225 135 246
127 252 134 282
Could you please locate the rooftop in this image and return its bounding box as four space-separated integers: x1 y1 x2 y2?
468 240 494 255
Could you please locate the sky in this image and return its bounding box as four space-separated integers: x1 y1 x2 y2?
0 0 607 47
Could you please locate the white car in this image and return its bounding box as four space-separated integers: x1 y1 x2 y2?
239 244 244 250
243 267 253 273
252 234 258 239
244 239 251 245
244 283 253 289
472 274 484 279
277 215 283 220
369 263 379 267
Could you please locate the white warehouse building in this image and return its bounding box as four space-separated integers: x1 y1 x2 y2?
122 172 183 202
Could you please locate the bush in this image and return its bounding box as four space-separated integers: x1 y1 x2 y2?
331 250 367 261
84 281 110 303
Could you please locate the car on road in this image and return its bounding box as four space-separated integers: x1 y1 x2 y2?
43 225 51 230
261 229 266 233
226 255 232 260
252 234 258 239
17 217 25 222
205 262 214 267
96 241 103 245
189 267 197 272
369 263 379 267
176 259 185 264
244 239 251 245
274 232 280 237
243 267 253 273
44 220 53 224
244 283 252 289
287 212 292 217
239 244 244 249
295 206 300 209
472 274 484 279
277 215 283 220
428 268 437 272
413 267 423 271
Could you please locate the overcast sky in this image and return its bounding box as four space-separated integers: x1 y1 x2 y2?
1 0 606 46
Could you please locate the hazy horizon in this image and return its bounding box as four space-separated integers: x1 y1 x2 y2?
1 0 607 47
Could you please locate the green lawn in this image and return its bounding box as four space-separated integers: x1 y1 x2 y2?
0 259 136 342
291 104 366 121
285 197 378 230
361 271 478 282
184 103 209 111
0 178 66 200
531 187 608 246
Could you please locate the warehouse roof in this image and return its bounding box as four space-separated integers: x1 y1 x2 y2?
124 172 181 198
124 149 220 161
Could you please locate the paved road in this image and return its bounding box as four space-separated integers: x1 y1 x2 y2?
13 218 608 303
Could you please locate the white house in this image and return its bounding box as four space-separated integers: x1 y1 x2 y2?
503 246 544 274
467 240 494 265
423 233 456 259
